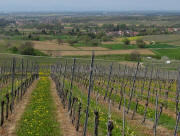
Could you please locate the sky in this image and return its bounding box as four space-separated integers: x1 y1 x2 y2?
0 0 180 12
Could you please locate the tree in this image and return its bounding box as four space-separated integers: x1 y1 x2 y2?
102 35 112 42
90 39 99 47
57 39 64 45
10 46 18 53
122 38 130 45
19 42 35 55
6 42 12 48
28 34 32 39
80 35 91 45
67 39 78 46
15 29 21 35
136 39 146 48
41 29 47 34
118 24 127 30
130 51 141 61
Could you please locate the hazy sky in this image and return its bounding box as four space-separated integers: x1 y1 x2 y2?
0 0 180 12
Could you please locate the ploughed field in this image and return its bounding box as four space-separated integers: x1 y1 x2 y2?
32 40 155 57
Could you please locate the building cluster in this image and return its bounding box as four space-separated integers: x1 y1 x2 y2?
167 28 179 33
106 30 139 37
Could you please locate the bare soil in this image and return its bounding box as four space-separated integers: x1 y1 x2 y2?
33 40 154 57
77 47 109 51
33 41 78 51
46 49 154 57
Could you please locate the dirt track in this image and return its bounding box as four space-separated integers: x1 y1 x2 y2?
43 49 154 56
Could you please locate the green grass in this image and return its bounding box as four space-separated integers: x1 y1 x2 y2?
73 42 87 47
16 77 61 136
64 54 130 61
101 44 138 50
0 40 11 53
8 48 48 56
0 39 47 56
73 43 138 49
0 45 7 53
153 48 180 60
73 42 178 51
145 43 178 48
142 34 180 44
101 43 178 50
64 54 158 62
3 34 74 42
32 49 48 56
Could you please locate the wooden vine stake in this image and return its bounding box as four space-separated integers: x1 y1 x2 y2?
20 59 24 100
127 62 140 114
83 52 95 136
94 93 100 136
6 94 9 119
1 101 5 126
107 100 114 136
142 67 153 123
76 102 82 132
174 68 180 136
68 58 76 112
153 89 159 136
94 110 99 136
174 111 180 136
176 68 180 115
62 60 67 109
104 63 113 101
122 86 126 136
10 58 15 113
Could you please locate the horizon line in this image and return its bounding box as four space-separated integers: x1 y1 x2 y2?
1 9 180 14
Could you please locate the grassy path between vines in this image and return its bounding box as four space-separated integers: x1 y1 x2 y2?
16 77 61 136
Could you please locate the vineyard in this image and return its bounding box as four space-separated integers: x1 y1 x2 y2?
0 54 180 136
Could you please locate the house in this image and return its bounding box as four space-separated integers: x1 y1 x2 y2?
173 28 179 32
133 32 139 36
106 30 139 37
118 31 124 36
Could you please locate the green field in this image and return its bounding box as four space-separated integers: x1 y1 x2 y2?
101 44 138 50
153 48 180 59
142 34 180 45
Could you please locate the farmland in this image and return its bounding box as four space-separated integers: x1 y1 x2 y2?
153 48 180 60
1 12 180 61
142 34 180 46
